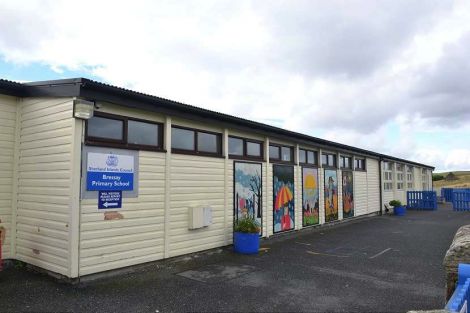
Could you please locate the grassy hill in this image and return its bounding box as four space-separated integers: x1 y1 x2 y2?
433 171 470 188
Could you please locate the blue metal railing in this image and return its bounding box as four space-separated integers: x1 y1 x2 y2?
453 190 470 211
446 264 470 312
442 188 455 202
407 191 437 210
442 188 470 203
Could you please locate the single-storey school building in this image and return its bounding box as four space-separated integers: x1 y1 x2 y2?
0 78 434 278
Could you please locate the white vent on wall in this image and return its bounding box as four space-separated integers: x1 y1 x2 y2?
203 207 212 226
188 206 212 229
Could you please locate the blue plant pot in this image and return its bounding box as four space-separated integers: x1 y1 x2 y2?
234 232 259 254
394 205 406 216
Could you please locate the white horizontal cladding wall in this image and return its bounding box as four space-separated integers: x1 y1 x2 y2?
383 191 394 208
366 158 380 214
0 95 17 259
414 167 422 191
15 97 74 276
395 190 406 206
169 154 226 257
267 163 273 236
79 151 166 276
354 171 368 216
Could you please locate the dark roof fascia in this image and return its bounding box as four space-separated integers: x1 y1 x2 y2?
0 79 27 97
0 77 434 169
77 79 434 170
23 78 82 97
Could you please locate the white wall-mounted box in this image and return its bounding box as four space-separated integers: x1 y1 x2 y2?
188 206 212 229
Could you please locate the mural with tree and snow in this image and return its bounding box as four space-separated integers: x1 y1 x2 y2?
234 162 262 235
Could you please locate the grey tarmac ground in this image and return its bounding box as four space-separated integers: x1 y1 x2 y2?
1 203 469 313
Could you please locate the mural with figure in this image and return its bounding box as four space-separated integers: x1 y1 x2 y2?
273 165 295 233
342 171 354 218
302 167 319 226
324 169 338 222
234 162 262 234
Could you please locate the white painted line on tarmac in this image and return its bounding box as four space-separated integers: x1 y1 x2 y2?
369 248 392 259
306 250 349 258
295 242 311 246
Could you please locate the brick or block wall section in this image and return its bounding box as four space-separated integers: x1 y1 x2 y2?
443 225 470 300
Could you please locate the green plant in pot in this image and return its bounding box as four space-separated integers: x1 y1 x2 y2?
389 200 406 216
233 216 260 254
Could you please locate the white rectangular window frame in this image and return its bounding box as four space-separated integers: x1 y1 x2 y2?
407 166 413 189
396 164 404 190
422 169 428 190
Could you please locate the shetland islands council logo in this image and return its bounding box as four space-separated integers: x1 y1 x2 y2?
106 154 119 167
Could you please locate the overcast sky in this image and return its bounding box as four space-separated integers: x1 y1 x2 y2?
1 0 470 172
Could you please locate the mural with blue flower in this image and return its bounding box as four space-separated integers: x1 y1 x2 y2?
324 169 338 222
342 171 354 218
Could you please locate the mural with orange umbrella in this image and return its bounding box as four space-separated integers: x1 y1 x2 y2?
273 165 295 233
302 167 319 226
342 171 354 218
324 169 338 222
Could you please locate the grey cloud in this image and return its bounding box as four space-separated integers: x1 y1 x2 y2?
255 0 452 78
157 1 452 79
410 32 470 125
0 2 55 52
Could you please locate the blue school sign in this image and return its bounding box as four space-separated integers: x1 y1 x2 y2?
98 191 122 209
86 152 134 191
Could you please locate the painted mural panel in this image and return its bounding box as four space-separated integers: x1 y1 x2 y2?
273 165 295 233
342 171 354 218
302 167 319 226
234 162 262 234
324 169 338 222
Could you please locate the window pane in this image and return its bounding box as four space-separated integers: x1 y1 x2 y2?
228 137 243 155
281 146 291 161
128 120 159 146
321 154 327 165
246 141 261 157
172 127 194 150
299 150 306 163
269 145 280 159
307 151 315 164
356 159 364 169
88 116 123 140
198 132 218 153
328 154 334 166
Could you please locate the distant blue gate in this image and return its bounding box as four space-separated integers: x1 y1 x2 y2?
442 188 455 202
407 191 437 210
442 188 470 203
453 190 470 211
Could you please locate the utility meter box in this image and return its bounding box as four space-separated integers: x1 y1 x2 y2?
188 206 212 229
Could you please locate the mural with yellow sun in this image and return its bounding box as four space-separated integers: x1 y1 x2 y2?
302 167 319 226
